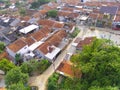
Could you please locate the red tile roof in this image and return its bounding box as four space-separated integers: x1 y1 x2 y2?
23 37 35 46
38 19 55 27
7 38 27 53
58 11 79 18
21 16 30 21
89 13 98 19
61 7 74 12
57 61 81 77
60 0 80 5
40 26 52 35
37 30 67 54
58 11 71 17
53 22 64 28
114 15 120 22
38 19 64 28
37 42 52 54
77 37 95 49
0 51 9 60
31 31 45 41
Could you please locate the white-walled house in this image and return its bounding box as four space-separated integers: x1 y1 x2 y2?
6 37 29 58
36 30 67 61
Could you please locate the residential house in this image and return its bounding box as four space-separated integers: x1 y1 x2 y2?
57 61 81 78
36 30 67 61
37 19 64 30
19 24 39 34
6 26 53 60
57 0 80 6
64 23 75 33
6 37 29 58
58 11 79 22
33 10 48 20
76 37 95 50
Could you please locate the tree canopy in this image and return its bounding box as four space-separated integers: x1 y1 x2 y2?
0 58 15 73
47 10 58 18
5 67 29 87
30 0 54 9
20 59 51 76
19 8 26 16
7 82 30 90
71 39 120 89
0 42 5 53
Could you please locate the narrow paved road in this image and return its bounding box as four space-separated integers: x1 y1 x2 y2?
28 27 84 90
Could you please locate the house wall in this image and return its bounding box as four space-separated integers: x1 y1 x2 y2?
17 45 29 56
6 47 16 58
6 45 29 58
35 50 45 58
70 26 75 33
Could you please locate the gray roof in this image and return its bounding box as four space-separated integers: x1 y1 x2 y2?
100 6 118 15
10 18 20 27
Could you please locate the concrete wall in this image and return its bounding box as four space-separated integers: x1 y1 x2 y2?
6 47 16 58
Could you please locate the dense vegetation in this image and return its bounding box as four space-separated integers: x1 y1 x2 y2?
31 0 54 9
47 10 58 18
0 58 15 73
0 42 5 53
20 59 51 75
5 67 29 87
8 82 30 90
47 39 120 90
2 59 51 89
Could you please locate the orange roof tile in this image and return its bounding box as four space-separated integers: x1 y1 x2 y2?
37 42 52 54
37 30 67 54
39 10 48 15
114 15 120 22
53 22 64 28
58 11 71 17
38 19 64 28
0 51 9 60
24 37 35 46
89 13 98 19
61 7 74 12
60 0 80 5
40 26 52 35
31 31 45 41
21 16 30 21
57 61 81 77
77 37 95 49
38 19 55 27
7 38 27 53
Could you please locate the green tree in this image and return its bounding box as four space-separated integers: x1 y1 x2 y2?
8 82 30 90
20 60 37 75
5 67 29 87
15 53 22 65
19 8 26 16
0 42 5 53
71 39 120 89
20 59 51 75
47 10 58 18
0 58 15 73
30 1 40 9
